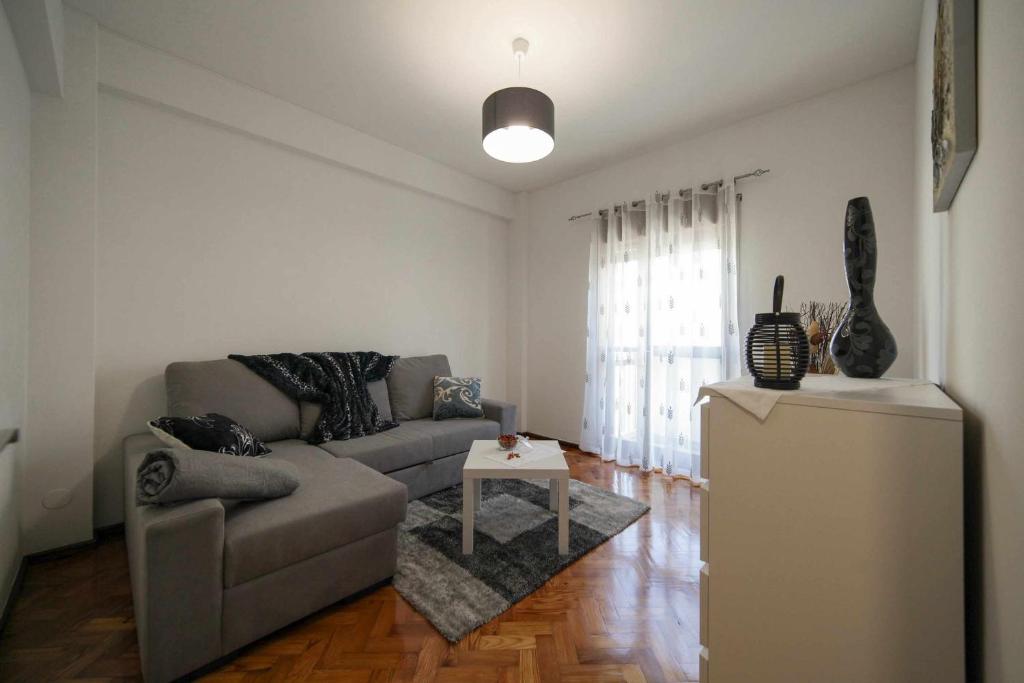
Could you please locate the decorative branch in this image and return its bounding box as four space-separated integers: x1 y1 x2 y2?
799 301 849 374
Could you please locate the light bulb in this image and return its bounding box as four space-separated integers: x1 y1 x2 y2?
482 125 554 163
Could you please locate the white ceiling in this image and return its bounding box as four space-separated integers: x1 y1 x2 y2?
68 0 922 192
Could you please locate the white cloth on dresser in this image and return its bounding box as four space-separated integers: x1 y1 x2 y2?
696 374 932 421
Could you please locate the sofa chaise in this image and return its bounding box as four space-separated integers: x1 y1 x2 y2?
123 354 516 682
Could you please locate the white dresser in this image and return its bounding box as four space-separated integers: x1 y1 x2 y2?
696 376 964 683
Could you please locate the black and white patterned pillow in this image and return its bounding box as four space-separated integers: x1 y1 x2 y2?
432 377 483 420
148 413 271 457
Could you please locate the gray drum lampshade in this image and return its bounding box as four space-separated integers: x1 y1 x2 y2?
481 86 555 163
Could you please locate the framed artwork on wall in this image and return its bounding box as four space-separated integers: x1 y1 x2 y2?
931 0 977 212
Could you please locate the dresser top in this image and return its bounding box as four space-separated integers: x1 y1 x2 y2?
700 375 963 422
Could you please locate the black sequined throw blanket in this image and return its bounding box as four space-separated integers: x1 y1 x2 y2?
228 352 399 444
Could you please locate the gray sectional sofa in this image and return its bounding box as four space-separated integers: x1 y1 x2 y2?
123 354 516 682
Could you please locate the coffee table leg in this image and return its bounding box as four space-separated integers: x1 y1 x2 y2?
463 477 474 554
549 478 558 511
474 479 482 512
558 476 569 555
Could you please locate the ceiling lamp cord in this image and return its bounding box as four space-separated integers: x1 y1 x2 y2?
513 36 528 81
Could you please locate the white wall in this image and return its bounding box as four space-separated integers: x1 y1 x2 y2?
916 1 1024 680
23 19 515 539
93 92 510 525
523 66 918 441
914 0 948 383
24 5 97 553
1 0 64 96
506 192 530 429
0 1 30 614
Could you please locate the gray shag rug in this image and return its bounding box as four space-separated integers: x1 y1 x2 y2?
394 478 649 641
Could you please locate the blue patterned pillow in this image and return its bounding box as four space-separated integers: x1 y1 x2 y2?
432 376 483 420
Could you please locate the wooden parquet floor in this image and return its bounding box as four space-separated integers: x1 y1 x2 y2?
0 450 702 682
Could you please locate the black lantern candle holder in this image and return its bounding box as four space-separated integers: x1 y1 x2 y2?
746 275 810 390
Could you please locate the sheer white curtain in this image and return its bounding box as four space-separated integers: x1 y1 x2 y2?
579 185 740 479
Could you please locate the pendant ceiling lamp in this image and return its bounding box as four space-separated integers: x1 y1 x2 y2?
482 38 554 163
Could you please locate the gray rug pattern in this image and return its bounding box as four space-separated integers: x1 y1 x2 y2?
394 478 650 641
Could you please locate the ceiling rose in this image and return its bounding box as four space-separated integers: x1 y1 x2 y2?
482 38 554 163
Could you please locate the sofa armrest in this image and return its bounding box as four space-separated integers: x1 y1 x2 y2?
124 434 225 683
481 398 517 434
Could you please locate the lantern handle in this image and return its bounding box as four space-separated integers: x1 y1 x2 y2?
772 275 784 314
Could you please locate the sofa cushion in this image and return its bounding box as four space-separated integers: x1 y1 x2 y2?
369 380 393 422
299 379 392 440
386 355 451 420
432 376 484 420
316 422 434 473
222 440 406 588
166 359 300 442
401 418 500 459
148 413 271 456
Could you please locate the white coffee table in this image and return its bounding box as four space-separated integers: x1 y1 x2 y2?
462 439 570 555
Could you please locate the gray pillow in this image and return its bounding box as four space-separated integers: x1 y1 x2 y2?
299 379 392 440
136 448 298 506
432 377 484 420
165 359 300 442
387 355 452 420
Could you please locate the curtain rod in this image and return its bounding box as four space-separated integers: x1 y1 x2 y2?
567 168 770 222
700 167 771 190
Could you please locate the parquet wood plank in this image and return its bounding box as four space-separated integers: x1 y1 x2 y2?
304 670 374 683
366 670 393 683
496 623 552 637
410 632 446 683
282 637 328 681
477 635 535 651
432 669 505 683
444 650 518 668
517 648 539 683
558 663 629 682
622 664 648 683
533 634 560 683
0 450 700 682
550 622 578 667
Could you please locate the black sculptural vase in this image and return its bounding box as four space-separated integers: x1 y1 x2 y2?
829 197 898 378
